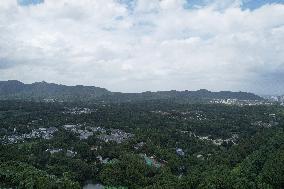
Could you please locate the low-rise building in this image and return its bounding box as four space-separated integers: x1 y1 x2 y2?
1 127 58 145
176 148 185 156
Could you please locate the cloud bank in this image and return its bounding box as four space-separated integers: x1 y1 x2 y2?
0 0 283 94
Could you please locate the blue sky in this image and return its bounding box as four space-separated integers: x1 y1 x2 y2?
185 0 284 9
120 0 284 10
1 0 284 94
242 0 284 9
18 0 284 9
17 0 44 6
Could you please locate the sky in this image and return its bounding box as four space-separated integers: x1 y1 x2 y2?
0 0 284 94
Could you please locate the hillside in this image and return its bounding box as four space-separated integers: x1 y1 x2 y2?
0 80 262 102
103 89 262 103
0 80 110 101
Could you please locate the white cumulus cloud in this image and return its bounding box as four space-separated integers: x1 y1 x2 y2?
0 0 283 94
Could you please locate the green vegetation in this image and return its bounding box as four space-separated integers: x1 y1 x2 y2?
0 100 283 188
0 161 80 189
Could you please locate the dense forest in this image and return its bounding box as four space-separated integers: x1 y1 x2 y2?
0 100 283 188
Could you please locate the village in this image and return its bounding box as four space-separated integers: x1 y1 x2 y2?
0 123 134 146
62 124 134 143
209 99 274 106
0 127 58 145
151 110 207 121
197 134 239 146
63 107 96 115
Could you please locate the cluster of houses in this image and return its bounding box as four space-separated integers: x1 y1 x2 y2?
251 113 279 128
43 98 56 103
63 107 95 115
46 148 77 157
151 110 178 120
63 124 98 140
151 110 171 115
264 95 284 104
251 120 279 128
97 129 134 144
197 134 239 146
210 99 273 106
180 111 207 121
179 130 239 146
63 124 134 143
1 127 58 145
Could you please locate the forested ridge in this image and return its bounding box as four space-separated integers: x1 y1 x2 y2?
0 80 262 102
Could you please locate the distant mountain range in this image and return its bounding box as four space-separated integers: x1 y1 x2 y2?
0 80 263 102
0 80 110 101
